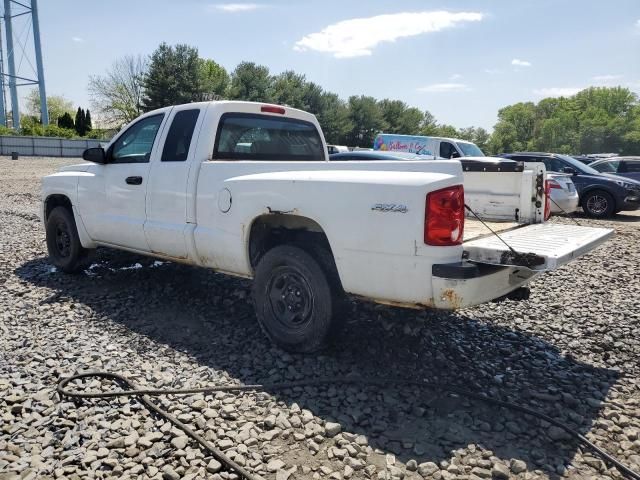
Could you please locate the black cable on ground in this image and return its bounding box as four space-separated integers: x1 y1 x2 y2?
57 372 640 480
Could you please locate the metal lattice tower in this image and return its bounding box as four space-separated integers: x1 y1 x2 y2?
0 0 47 128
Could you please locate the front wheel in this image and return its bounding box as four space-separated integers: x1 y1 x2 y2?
582 190 615 218
45 206 92 273
253 245 342 353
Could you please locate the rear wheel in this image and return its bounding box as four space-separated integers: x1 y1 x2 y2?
45 206 92 273
253 244 343 353
582 190 615 218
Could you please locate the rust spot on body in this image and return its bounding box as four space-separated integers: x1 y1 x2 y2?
440 288 463 309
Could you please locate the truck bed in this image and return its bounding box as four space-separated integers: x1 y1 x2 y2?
464 219 520 242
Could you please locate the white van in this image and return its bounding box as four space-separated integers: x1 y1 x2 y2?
373 133 484 159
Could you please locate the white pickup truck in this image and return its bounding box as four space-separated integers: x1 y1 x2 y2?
41 101 613 352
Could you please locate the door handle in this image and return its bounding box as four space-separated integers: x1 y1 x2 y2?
125 176 143 185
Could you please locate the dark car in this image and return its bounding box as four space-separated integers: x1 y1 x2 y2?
589 157 640 182
499 152 640 218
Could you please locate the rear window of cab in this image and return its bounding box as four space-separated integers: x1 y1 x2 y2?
213 113 325 161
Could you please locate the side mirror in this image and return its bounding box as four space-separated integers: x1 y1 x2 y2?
82 147 106 164
562 166 577 175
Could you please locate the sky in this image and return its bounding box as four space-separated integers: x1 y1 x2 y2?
8 0 640 130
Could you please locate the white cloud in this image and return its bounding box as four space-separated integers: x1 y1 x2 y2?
511 58 532 67
450 73 463 80
295 11 484 58
418 83 472 93
484 68 502 75
533 87 583 97
71 37 84 43
592 74 622 82
208 3 263 12
636 19 640 28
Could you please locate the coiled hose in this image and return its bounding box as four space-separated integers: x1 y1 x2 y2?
57 372 640 480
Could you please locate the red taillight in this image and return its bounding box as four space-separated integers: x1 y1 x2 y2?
548 180 562 189
424 185 465 246
261 105 286 114
544 180 552 220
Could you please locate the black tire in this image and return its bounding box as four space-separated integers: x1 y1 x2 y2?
582 190 615 218
253 244 343 353
45 206 92 273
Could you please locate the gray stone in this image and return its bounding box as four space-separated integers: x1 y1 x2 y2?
418 462 439 477
491 463 510 479
171 436 189 450
207 459 222 474
267 459 286 472
510 459 527 474
325 422 342 437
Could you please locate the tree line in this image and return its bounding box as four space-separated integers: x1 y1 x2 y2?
0 89 100 139
88 43 488 148
87 42 640 155
488 87 640 155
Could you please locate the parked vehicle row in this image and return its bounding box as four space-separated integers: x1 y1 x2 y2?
41 101 613 352
332 150 581 217
500 152 640 218
590 156 640 181
363 132 640 218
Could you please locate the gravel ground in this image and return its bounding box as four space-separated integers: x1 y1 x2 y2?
1 156 639 480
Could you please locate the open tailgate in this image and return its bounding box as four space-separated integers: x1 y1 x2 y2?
463 223 614 271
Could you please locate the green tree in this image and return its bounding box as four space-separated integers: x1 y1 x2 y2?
88 54 148 126
75 108 87 136
85 109 93 132
57 112 74 130
316 92 352 145
25 89 74 125
346 96 387 147
472 127 490 153
300 81 325 114
489 87 640 155
227 62 272 102
142 43 202 110
420 110 438 135
269 70 307 108
198 58 229 99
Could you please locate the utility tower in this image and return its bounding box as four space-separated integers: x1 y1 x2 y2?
0 0 47 128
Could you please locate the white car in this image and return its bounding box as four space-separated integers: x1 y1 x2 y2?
41 101 612 352
547 173 579 214
327 144 349 154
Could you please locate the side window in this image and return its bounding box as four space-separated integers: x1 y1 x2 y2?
439 142 457 159
591 161 616 173
213 113 324 161
111 114 164 163
625 161 640 173
161 109 200 162
542 157 564 172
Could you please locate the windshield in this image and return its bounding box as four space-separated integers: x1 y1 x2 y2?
558 154 600 174
456 141 485 157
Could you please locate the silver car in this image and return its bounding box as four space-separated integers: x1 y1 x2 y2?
547 172 579 214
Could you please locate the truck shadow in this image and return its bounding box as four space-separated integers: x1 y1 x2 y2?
15 249 620 479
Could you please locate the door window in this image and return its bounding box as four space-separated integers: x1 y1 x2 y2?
623 160 640 173
161 109 200 162
111 114 164 163
439 142 459 159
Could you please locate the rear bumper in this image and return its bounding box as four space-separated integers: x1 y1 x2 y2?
431 262 539 309
550 191 579 214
